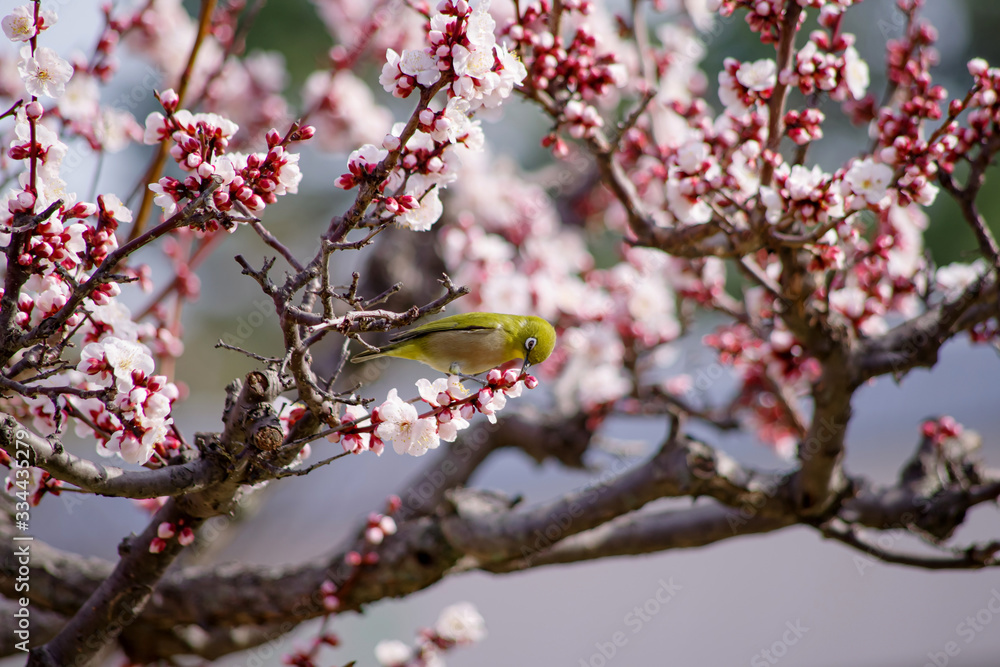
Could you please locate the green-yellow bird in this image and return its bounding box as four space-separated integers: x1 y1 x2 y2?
351 312 557 375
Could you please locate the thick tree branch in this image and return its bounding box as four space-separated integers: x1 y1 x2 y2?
4 415 998 662
439 428 792 564
26 499 206 667
0 414 221 499
483 504 794 572
854 273 998 382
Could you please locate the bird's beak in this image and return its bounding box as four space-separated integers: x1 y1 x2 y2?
521 358 531 376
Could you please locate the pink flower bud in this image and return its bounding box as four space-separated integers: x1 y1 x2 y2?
387 495 402 513
13 190 36 212
159 89 180 111
968 58 989 78
65 202 98 218
25 101 44 120
149 537 167 553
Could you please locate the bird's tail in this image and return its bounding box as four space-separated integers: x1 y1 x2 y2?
350 348 384 364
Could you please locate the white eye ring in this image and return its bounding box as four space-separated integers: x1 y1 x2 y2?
525 337 537 351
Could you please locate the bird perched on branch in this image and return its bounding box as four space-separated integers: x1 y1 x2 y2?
351 312 556 376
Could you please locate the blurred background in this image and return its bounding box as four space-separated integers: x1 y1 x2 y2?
3 0 1000 665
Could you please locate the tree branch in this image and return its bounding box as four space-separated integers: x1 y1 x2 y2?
0 415 221 499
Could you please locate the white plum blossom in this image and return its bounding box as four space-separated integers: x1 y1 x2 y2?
2 5 56 42
374 640 413 666
375 388 441 456
400 48 441 87
665 180 713 224
416 376 467 406
17 45 73 98
479 269 533 315
100 194 133 224
2 5 35 41
452 43 496 81
104 430 152 465
843 46 870 100
465 0 497 47
90 337 156 392
398 186 443 231
718 68 743 110
936 259 987 300
379 48 405 94
475 386 507 424
555 323 632 413
95 108 141 153
57 73 99 121
331 404 373 454
302 69 392 151
437 409 470 442
829 285 867 319
736 58 777 92
844 157 894 207
351 143 387 170
481 43 527 108
786 164 828 201
435 602 487 643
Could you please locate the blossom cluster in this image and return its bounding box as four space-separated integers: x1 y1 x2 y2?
334 100 484 231
76 337 180 465
1 459 62 507
144 90 309 225
500 0 626 145
149 518 196 553
330 369 535 458
920 415 963 446
336 1 527 231
0 4 194 469
374 602 487 667
378 0 526 110
431 0 996 456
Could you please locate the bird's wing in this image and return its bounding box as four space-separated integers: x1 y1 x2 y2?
388 320 498 343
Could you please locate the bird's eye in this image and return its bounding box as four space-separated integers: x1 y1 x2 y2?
525 337 537 351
